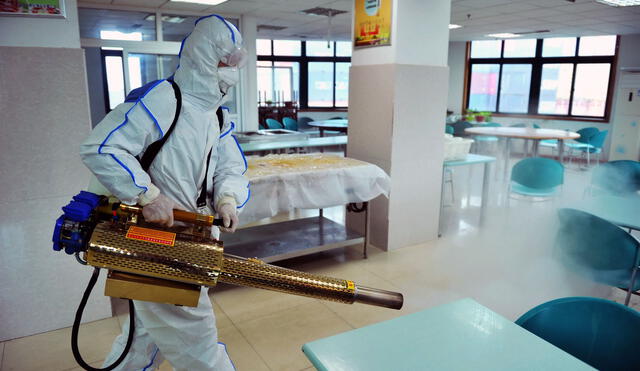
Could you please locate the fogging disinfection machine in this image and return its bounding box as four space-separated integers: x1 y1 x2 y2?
53 191 403 370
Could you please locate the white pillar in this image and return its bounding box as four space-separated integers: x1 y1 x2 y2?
240 15 259 132
348 0 451 250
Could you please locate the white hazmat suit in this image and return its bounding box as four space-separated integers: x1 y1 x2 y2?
80 14 248 371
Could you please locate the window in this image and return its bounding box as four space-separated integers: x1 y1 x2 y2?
465 36 617 120
273 40 301 56
258 40 352 108
104 55 125 110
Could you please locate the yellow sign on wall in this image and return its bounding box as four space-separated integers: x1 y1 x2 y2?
353 0 392 49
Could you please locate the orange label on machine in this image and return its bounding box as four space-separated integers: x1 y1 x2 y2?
126 226 176 246
346 280 355 291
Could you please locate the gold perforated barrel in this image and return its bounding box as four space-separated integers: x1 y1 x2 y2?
218 256 403 309
86 222 403 310
219 255 356 304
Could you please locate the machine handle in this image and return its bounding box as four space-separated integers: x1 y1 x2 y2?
172 209 226 227
118 204 226 227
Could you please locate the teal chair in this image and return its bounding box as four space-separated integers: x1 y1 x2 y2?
445 125 454 135
533 124 541 129
569 130 608 167
283 117 299 131
590 160 640 196
297 116 314 131
516 297 640 371
563 127 599 162
509 123 526 128
509 157 564 201
265 118 283 129
556 208 640 305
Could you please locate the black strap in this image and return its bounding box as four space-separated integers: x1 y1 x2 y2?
197 108 225 208
139 80 182 172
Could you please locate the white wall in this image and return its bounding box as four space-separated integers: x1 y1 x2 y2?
240 15 259 132
0 0 80 48
447 42 466 114
0 47 110 341
0 2 111 341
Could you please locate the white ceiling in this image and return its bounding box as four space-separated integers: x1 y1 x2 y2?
77 0 640 41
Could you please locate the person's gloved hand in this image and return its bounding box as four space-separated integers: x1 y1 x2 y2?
217 201 238 233
141 193 181 227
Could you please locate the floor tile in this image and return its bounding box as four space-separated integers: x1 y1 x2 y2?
211 296 234 331
218 324 270 371
1 341 5 370
212 283 315 325
2 317 120 371
65 360 103 371
236 301 352 371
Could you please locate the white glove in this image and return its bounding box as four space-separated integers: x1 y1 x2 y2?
142 193 180 227
217 201 238 233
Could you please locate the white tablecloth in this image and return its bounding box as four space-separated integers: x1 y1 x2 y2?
239 154 390 224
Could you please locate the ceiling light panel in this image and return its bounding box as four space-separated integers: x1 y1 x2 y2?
169 0 227 5
486 33 521 38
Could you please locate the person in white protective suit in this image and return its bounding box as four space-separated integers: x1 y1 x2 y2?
80 14 249 371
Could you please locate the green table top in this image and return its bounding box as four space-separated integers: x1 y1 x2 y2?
240 136 347 152
302 298 592 371
572 195 640 230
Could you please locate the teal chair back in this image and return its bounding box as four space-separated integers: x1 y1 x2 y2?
592 160 640 195
575 127 599 144
516 297 640 371
511 157 564 190
509 123 526 128
265 118 283 129
452 121 472 137
533 124 541 129
283 117 298 131
297 116 314 130
556 208 640 291
588 130 608 151
445 125 454 135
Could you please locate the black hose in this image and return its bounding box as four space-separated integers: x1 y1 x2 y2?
71 267 135 371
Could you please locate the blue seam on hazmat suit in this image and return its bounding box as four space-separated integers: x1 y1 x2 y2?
230 134 250 209
195 14 236 43
220 122 235 139
98 79 167 192
140 100 164 137
231 135 247 174
237 185 250 209
218 342 237 370
141 347 159 371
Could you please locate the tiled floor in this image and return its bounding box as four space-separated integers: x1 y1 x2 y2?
2 152 639 371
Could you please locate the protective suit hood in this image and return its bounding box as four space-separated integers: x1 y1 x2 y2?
173 15 243 111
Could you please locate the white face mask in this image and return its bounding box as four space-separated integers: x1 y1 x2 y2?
218 66 240 94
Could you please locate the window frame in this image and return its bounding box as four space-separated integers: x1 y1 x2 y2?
257 40 351 110
463 37 619 122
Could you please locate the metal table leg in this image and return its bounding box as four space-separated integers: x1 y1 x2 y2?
480 162 491 227
363 202 369 259
438 166 446 237
532 139 540 157
558 140 565 163
503 138 511 181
